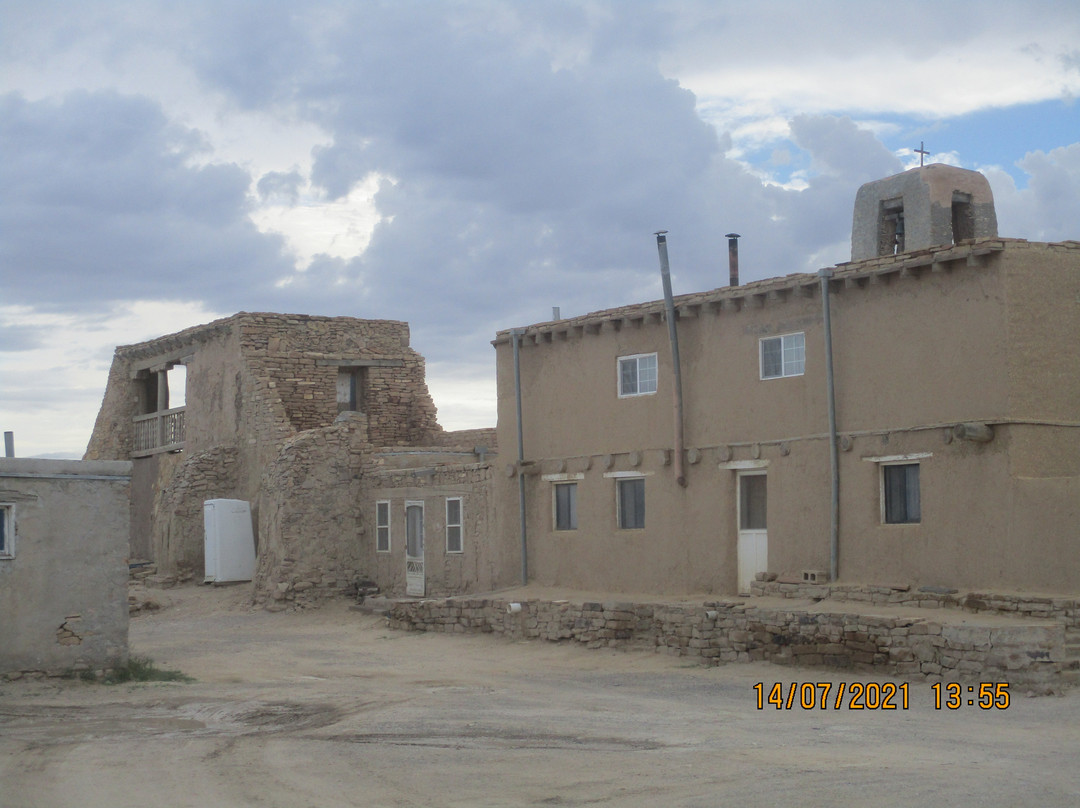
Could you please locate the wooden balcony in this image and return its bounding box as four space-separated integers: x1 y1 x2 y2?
132 407 186 457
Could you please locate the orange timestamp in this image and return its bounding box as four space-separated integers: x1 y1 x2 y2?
931 682 1010 710
753 681 909 710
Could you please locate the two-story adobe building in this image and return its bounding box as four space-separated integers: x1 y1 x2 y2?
491 165 1080 596
85 312 500 604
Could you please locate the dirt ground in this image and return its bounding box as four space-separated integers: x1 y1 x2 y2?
3 584 1080 808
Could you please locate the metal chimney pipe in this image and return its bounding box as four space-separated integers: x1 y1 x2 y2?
4 431 13 458
552 306 561 320
725 233 741 286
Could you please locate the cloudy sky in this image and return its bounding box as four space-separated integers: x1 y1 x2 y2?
2 0 1079 458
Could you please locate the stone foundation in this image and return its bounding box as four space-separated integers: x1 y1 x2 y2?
750 580 1080 630
388 596 1078 689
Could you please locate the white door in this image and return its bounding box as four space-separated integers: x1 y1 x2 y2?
405 501 425 597
737 472 768 594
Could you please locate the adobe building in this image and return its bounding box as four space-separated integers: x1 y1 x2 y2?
0 458 131 677
85 312 501 605
492 164 1080 597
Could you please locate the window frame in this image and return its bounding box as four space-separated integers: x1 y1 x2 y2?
617 352 658 398
881 462 921 525
375 499 391 553
759 332 805 380
0 503 12 558
553 482 578 531
615 475 646 530
445 497 463 554
865 453 930 525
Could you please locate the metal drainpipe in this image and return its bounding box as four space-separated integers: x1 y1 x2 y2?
512 329 528 585
655 232 687 487
819 268 840 582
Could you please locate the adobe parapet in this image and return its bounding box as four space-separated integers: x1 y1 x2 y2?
493 237 1032 346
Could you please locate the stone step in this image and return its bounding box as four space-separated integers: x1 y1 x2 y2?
1057 668 1080 687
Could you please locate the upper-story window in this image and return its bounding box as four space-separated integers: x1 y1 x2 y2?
760 333 805 380
618 353 658 397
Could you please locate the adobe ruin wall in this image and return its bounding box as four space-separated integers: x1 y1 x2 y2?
84 313 456 587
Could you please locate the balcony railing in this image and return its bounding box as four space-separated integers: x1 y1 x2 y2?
132 407 186 457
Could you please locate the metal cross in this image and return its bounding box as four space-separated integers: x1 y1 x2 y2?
915 141 930 167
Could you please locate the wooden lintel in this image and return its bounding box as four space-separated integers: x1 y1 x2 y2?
316 358 405 368
679 304 700 319
130 346 193 376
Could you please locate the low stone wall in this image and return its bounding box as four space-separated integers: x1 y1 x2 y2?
749 580 1080 630
388 597 1077 689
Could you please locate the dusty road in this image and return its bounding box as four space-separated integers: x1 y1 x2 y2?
2 584 1079 807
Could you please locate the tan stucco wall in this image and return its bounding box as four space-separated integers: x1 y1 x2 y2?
0 459 130 674
493 240 1080 596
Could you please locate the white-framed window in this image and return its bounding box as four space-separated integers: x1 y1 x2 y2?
553 482 578 531
375 500 391 553
618 353 658 397
760 332 805 379
0 503 13 558
616 476 646 529
865 453 929 525
882 462 921 524
445 497 463 553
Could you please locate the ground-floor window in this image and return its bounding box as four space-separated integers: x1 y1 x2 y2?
883 463 921 524
375 500 391 552
553 482 578 531
446 497 463 553
617 477 646 529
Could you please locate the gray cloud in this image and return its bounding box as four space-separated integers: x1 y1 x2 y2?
0 90 294 312
0 325 45 352
257 170 304 204
5 0 1080 415
989 143 1080 242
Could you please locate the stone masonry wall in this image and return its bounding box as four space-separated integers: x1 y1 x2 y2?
151 445 240 576
749 580 1080 631
84 312 452 579
253 418 371 609
237 313 441 445
389 597 1078 690
84 354 137 460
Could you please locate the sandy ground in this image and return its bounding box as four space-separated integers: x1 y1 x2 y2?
3 584 1080 808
